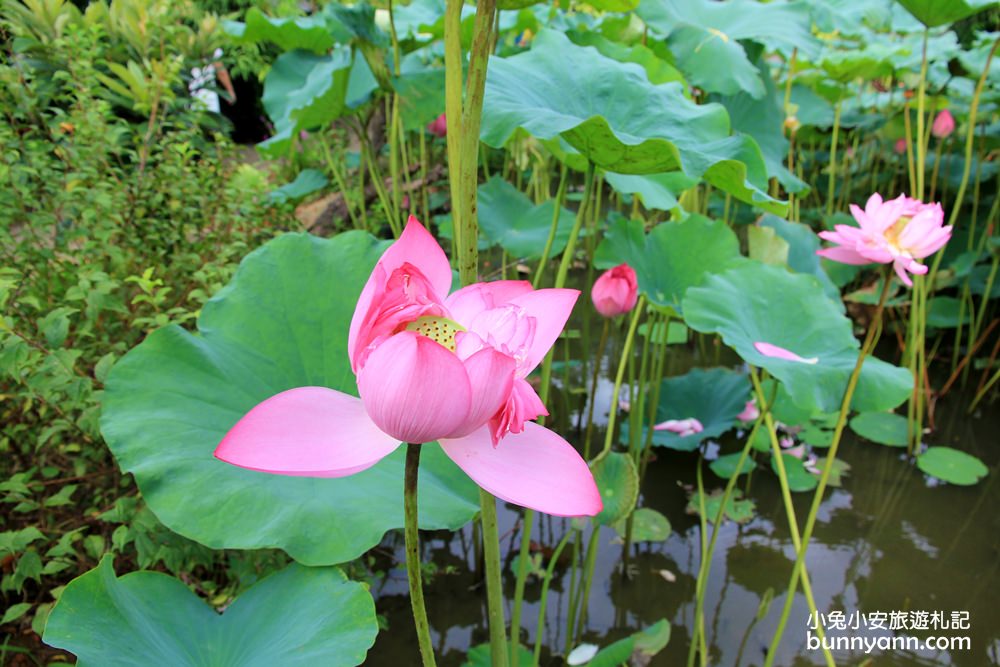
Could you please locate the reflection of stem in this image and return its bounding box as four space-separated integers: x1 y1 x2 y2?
600 297 645 459
532 528 572 665
750 370 834 667
685 457 709 667
764 275 893 667
583 319 610 459
404 443 438 667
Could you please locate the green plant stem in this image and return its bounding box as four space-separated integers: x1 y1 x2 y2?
686 456 709 667
510 508 534 667
443 0 464 258
405 443 437 667
600 297 645 458
571 526 602 646
751 370 834 667
532 529 573 665
319 135 362 230
555 163 596 289
479 489 508 667
532 163 569 289
583 319 610 459
766 275 892 665
825 99 842 217
915 28 929 199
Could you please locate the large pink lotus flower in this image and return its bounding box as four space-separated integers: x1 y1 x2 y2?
215 217 602 517
932 109 954 139
816 193 951 286
592 264 638 318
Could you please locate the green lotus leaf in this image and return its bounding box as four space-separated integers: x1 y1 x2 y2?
642 368 751 452
268 169 327 204
771 453 818 492
477 177 575 259
850 411 909 447
818 42 907 83
258 48 363 156
567 30 686 87
588 620 671 667
481 29 786 213
710 452 758 479
223 7 350 53
594 215 743 311
604 172 695 211
917 447 988 485
590 451 639 526
897 0 997 27
43 557 377 667
613 507 672 542
682 262 913 413
638 0 819 58
758 214 842 307
100 232 480 566
394 63 446 133
926 296 970 328
688 488 756 523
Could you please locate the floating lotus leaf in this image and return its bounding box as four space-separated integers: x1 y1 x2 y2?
614 507 672 542
43 557 377 667
917 447 988 485
476 177 575 259
897 0 997 27
850 411 909 447
682 262 913 413
481 29 786 213
590 451 639 526
771 453 818 492
101 232 480 566
594 215 743 312
710 452 757 479
642 368 750 452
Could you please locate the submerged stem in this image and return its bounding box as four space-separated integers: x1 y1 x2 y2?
404 443 437 667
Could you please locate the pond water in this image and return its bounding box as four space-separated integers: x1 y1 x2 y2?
367 317 1000 667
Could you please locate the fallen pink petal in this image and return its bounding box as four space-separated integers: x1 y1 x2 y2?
654 417 704 437
754 341 819 365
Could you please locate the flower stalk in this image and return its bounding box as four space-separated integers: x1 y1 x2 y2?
404 442 437 667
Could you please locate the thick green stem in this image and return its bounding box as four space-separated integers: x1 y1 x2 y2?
479 489 508 667
601 297 645 458
510 508 534 666
405 443 438 667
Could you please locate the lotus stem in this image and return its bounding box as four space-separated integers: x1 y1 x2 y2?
533 163 569 289
571 525 602 646
825 99 842 217
478 489 509 667
404 442 437 667
751 370 835 667
915 28 929 199
532 528 573 665
766 275 892 662
600 296 645 459
510 508 534 667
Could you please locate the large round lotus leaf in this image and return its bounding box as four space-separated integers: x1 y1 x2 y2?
480 29 786 214
682 262 913 414
850 411 909 447
477 177 575 259
897 0 996 27
590 451 639 526
595 215 743 312
644 368 750 451
917 447 989 486
100 232 480 566
43 557 377 667
567 30 686 88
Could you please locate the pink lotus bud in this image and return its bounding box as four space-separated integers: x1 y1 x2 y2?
591 264 638 318
737 399 759 422
894 138 907 155
931 110 954 139
427 113 447 138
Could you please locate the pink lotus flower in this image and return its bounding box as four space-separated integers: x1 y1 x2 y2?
736 399 759 423
215 217 602 517
894 138 907 155
931 110 954 139
592 264 638 318
427 113 447 138
654 418 704 437
816 193 951 286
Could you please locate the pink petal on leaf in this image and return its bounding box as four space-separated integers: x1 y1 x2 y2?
357 331 472 444
754 341 819 365
440 423 602 517
214 387 401 476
